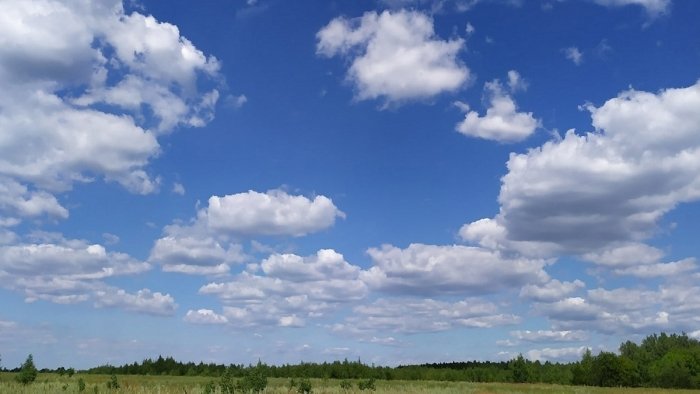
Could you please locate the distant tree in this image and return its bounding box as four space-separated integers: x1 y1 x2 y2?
238 361 267 393
591 352 623 387
510 354 530 383
572 348 593 386
16 354 38 385
220 367 235 394
67 367 75 378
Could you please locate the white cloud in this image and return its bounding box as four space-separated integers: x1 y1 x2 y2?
362 243 549 296
564 47 583 65
334 297 519 335
150 189 342 275
202 189 345 237
149 232 246 275
194 249 367 328
317 10 469 104
226 94 248 109
462 81 700 258
0 0 221 221
172 182 186 195
511 329 588 342
184 309 229 325
520 279 585 302
0 176 68 220
94 287 177 316
593 0 670 16
526 346 589 362
456 73 539 142
0 234 151 306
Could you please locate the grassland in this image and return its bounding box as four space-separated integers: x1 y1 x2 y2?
2 373 700 394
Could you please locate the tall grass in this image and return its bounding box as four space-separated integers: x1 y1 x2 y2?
1 373 700 394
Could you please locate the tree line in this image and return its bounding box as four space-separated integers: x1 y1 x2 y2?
4 332 700 389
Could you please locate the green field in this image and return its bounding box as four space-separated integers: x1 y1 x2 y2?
2 373 700 394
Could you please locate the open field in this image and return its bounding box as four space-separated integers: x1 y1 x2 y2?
2 374 700 394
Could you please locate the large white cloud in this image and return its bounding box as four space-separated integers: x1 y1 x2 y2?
0 233 174 315
456 71 539 142
193 249 367 328
0 0 220 222
317 10 469 104
361 243 549 296
202 190 345 237
462 82 700 267
149 189 343 275
94 287 177 316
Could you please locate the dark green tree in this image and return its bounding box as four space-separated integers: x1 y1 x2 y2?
16 354 38 385
510 354 530 383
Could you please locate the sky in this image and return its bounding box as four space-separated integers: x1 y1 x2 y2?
1 0 700 369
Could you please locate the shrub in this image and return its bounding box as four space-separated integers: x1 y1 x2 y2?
238 362 267 393
340 379 353 390
105 374 120 390
358 378 376 391
297 377 312 394
78 378 86 392
220 368 235 394
16 354 38 385
203 380 216 394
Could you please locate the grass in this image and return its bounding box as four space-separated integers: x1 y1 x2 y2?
1 373 700 393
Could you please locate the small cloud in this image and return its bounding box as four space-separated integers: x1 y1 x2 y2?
172 182 186 196
563 47 583 65
102 233 120 245
465 22 475 35
226 94 248 109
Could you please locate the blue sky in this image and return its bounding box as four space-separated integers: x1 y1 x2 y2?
1 0 700 369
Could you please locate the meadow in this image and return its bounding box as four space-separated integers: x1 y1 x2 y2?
2 373 700 394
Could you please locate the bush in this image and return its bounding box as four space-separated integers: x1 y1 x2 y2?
203 380 216 394
105 374 120 390
16 354 38 385
78 378 86 392
220 368 235 394
297 377 313 394
340 379 353 390
358 378 376 391
238 362 267 393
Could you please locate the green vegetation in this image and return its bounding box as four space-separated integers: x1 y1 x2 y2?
15 354 37 385
3 333 700 392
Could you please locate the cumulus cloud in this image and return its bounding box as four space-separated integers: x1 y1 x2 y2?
193 249 367 328
526 346 589 362
520 279 585 302
149 189 343 275
333 297 519 335
202 190 345 237
530 283 700 336
94 287 177 316
184 309 229 325
317 10 469 104
149 231 246 275
462 81 700 264
456 71 539 142
361 243 549 296
0 0 221 221
0 233 178 316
